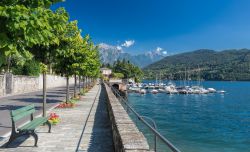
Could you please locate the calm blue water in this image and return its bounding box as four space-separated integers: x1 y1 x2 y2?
127 81 250 152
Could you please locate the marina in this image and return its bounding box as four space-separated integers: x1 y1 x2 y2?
128 81 226 95
127 81 250 152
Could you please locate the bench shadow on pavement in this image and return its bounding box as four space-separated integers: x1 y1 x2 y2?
0 134 33 148
87 85 115 152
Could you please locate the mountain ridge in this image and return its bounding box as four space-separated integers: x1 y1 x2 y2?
98 43 166 67
143 49 250 81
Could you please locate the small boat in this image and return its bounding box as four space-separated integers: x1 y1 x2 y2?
140 89 147 94
158 89 166 93
177 87 188 94
207 88 216 93
128 86 141 93
200 88 209 94
218 90 226 94
151 89 158 94
165 84 178 94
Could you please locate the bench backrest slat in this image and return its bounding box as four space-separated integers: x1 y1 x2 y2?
11 104 35 122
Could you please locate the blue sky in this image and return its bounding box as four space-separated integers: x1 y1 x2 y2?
52 0 250 55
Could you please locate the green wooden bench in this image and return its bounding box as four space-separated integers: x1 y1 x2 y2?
5 104 51 147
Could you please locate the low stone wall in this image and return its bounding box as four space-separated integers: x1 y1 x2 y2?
37 75 74 90
12 75 39 94
104 83 150 152
0 74 74 96
0 75 5 96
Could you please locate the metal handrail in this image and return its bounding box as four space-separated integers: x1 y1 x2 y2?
141 116 157 152
111 86 181 152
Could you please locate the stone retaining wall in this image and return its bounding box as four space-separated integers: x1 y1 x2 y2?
104 83 150 152
0 75 5 96
12 75 39 94
0 74 74 96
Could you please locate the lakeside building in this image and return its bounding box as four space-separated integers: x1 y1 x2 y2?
100 67 112 78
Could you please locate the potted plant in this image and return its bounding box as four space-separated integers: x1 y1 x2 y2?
48 113 60 125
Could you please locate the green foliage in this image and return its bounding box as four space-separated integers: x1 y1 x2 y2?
0 0 63 8
112 59 143 82
12 60 41 76
23 60 41 76
143 49 250 81
0 0 66 71
112 72 124 79
0 0 101 80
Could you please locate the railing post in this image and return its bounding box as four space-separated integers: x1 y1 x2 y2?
141 116 157 152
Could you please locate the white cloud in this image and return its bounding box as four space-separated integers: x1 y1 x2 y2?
156 47 163 52
116 46 122 50
145 47 167 56
98 43 115 50
121 40 135 48
98 43 124 53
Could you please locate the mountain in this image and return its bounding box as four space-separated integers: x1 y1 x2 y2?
98 43 165 67
143 49 250 81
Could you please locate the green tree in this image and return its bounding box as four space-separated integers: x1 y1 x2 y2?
0 0 68 116
53 21 78 102
112 59 143 82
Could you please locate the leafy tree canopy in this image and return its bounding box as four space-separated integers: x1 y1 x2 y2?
111 59 143 82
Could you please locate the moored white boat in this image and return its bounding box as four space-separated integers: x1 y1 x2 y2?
151 89 158 94
217 90 226 94
165 84 178 94
140 89 147 94
158 88 166 93
200 88 209 94
207 88 216 93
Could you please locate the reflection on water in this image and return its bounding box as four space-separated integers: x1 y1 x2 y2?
127 81 250 152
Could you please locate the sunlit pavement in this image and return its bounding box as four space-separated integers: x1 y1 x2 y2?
0 84 114 152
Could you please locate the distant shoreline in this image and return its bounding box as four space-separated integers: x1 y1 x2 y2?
142 79 250 82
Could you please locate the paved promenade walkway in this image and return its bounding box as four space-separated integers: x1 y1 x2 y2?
0 84 114 152
0 84 76 137
77 84 114 152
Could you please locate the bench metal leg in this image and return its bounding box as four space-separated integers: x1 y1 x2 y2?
45 120 51 133
5 134 16 148
30 131 38 147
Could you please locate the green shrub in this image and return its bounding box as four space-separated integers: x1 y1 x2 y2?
12 60 41 76
23 60 41 76
112 72 124 79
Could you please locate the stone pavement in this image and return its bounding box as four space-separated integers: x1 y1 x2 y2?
77 84 114 152
0 84 114 152
0 84 76 137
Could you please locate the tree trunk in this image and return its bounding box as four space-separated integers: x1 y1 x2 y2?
7 56 11 73
43 72 47 117
66 76 69 103
84 76 86 89
78 75 81 93
74 74 77 98
87 77 89 88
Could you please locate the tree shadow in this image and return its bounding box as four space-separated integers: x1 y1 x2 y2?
11 98 61 104
35 94 65 98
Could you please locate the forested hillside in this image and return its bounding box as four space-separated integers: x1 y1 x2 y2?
143 49 250 81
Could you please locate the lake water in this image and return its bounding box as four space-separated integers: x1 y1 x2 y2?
127 81 250 152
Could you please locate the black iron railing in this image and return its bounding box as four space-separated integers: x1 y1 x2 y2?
111 86 181 152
